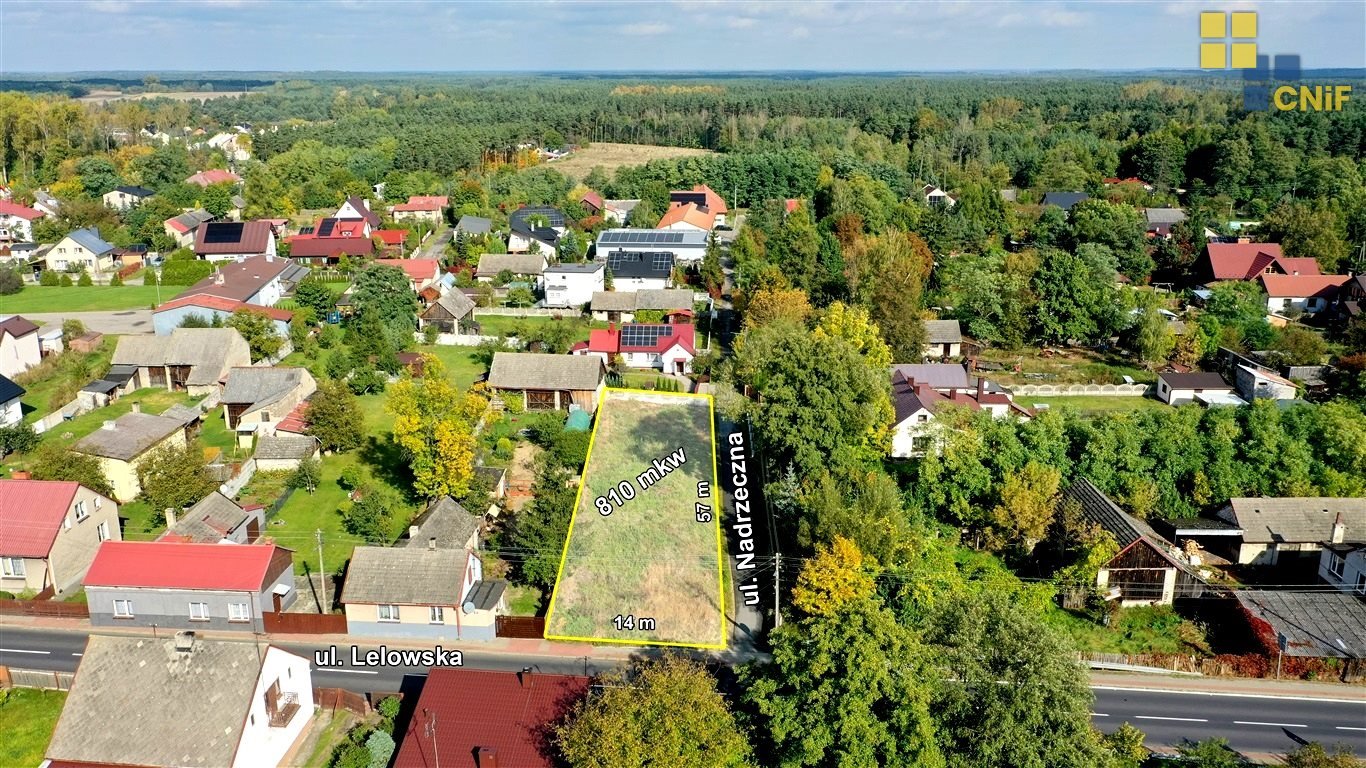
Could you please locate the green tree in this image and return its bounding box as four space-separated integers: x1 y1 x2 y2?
1270 326 1328 366
1174 738 1245 768
986 460 1062 554
289 456 322 493
137 443 216 515
305 379 365 452
843 231 932 360
76 156 123 197
1284 743 1363 768
1258 202 1351 273
1069 199 1151 281
199 182 235 218
132 144 192 189
626 199 657 228
227 308 283 362
77 271 93 287
351 263 418 347
557 656 753 768
342 484 398 542
504 454 576 589
1031 245 1120 344
294 281 337 321
27 443 113 498
0 265 24 295
1133 306 1176 368
386 355 483 499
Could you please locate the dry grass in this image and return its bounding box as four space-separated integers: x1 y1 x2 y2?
544 391 723 647
546 142 716 180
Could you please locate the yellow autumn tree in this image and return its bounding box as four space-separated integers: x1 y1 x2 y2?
791 536 877 617
742 287 812 330
813 301 893 371
386 355 485 499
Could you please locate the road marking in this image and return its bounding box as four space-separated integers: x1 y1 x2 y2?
1136 715 1209 723
315 667 378 675
1234 721 1307 728
1092 685 1366 705
1091 713 1110 717
1337 727 1366 732
71 652 82 657
0 648 50 655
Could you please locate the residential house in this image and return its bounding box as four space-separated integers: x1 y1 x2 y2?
111 327 252 395
507 220 561 255
1216 497 1365 565
72 411 191 501
475 252 547 286
1258 273 1350 315
1060 478 1208 606
1341 274 1366 319
1197 241 1320 284
152 296 293 338
0 315 41 378
1320 544 1366 597
488 352 605 413
1042 191 1089 212
0 199 44 243
0 479 119 595
603 199 640 224
1234 364 1298 401
221 366 318 440
656 202 716 232
419 291 476 334
922 319 962 359
252 433 320 472
405 496 482 552
595 228 708 264
171 253 306 307
375 258 440 292
580 190 604 217
922 184 957 207
341 544 506 640
1155 371 1242 406
572 321 697 375
45 633 314 768
46 227 116 275
889 363 972 390
1232 591 1366 671
391 195 447 224
185 168 242 187
84 541 296 630
195 220 278 263
206 131 252 162
334 195 382 229
669 184 728 227
392 668 590 768
373 228 407 255
35 322 63 357
601 250 674 290
889 372 1032 458
508 205 567 234
32 189 61 218
454 214 492 238
0 374 21 427
544 261 605 308
102 185 154 211
158 491 264 545
287 217 375 263
164 208 215 248
1144 207 1186 238
589 287 696 322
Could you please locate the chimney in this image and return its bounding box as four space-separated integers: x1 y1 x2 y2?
428 537 437 550
476 747 499 768
1331 512 1346 544
172 630 195 652
101 420 116 431
131 402 141 414
976 377 985 400
266 252 274 262
518 666 533 688
10 470 29 480
409 525 420 538
165 508 176 527
608 321 615 334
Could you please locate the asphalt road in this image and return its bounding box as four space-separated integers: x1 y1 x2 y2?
4 625 1362 757
23 310 154 334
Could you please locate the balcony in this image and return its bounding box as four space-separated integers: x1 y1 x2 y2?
267 692 300 728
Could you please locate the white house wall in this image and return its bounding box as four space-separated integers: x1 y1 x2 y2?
231 646 314 768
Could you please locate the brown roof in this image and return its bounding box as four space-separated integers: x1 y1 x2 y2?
175 255 296 303
194 221 274 255
0 315 39 339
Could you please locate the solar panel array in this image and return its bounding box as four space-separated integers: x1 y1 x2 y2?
599 230 687 246
510 206 566 229
652 253 672 271
203 222 245 244
317 219 337 237
605 250 673 273
619 324 673 348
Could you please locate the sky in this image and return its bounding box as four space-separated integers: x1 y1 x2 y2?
1 1 1363 73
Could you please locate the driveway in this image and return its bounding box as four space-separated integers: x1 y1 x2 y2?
23 310 154 335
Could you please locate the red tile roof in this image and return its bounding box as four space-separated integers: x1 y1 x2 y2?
692 184 727 214
0 200 44 220
1204 242 1297 281
0 480 82 558
83 541 291 591
185 169 241 187
374 229 407 246
1272 257 1321 276
392 668 589 768
656 202 715 231
375 258 439 285
784 198 802 213
581 191 604 210
1258 273 1351 299
584 323 696 355
287 236 374 258
393 195 448 212
276 400 310 435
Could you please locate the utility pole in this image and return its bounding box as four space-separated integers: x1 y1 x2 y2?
773 552 782 629
315 530 326 613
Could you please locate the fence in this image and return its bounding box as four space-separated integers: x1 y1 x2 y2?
415 332 518 348
0 666 75 691
32 398 92 435
314 687 370 716
263 611 348 635
495 615 546 638
1077 651 1363 682
473 307 571 317
218 458 257 498
0 599 90 618
1012 383 1152 397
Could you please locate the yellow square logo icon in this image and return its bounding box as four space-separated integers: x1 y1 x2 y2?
1200 11 1226 38
1200 42 1227 69
1231 42 1257 69
1231 11 1257 38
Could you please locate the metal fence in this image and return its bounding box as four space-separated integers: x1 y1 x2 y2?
263 611 348 635
495 615 546 638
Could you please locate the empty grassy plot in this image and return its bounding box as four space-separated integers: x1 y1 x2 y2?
545 389 725 648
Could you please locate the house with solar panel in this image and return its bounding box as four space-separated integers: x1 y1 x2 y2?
600 250 675 290
595 228 708 264
572 321 697 375
195 220 278 263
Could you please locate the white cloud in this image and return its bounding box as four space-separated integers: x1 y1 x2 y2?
618 22 670 35
726 17 758 29
791 25 811 40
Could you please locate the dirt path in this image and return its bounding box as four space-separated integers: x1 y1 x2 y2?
505 442 541 513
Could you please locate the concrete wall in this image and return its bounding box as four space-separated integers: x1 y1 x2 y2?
0 331 40 379
1011 383 1153 397
232 647 314 768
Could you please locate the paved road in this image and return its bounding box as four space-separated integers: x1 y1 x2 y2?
23 310 154 335
5 625 1362 757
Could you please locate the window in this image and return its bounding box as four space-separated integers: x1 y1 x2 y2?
1328 553 1345 579
97 521 111 542
916 414 929 423
94 496 102 509
228 603 251 622
1 558 25 577
74 501 88 521
377 604 400 622
429 606 445 624
113 599 133 618
188 602 210 621
1355 572 1366 595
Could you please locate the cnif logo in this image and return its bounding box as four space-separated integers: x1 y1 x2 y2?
1198 10 1352 112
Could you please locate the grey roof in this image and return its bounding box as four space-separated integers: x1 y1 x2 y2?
113 185 155 197
342 546 465 605
65 226 114 255
112 328 250 386
169 208 214 231
488 352 604 391
81 379 119 395
104 364 137 385
924 319 962 345
455 215 492 235
604 199 640 215
591 291 639 311
476 253 547 277
425 291 475 320
1043 191 1089 211
1063 477 1170 551
74 412 185 461
160 403 203 427
889 363 971 390
46 635 278 767
1159 372 1231 390
231 194 247 209
254 433 319 461
1220 498 1366 544
1233 591 1366 658
635 288 696 311
465 579 507 610
405 496 481 550
221 366 308 415
165 491 251 542
1145 207 1187 225
546 262 605 275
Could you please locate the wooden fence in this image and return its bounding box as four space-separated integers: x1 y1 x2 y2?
0 666 75 691
262 611 348 635
315 687 370 716
495 615 546 639
0 599 90 618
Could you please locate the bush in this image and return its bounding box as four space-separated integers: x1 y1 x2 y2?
318 323 343 349
0 266 24 295
61 319 86 343
338 466 367 491
39 270 59 286
289 457 321 493
423 323 440 344
502 393 525 414
330 742 369 768
494 437 514 461
364 731 395 768
77 271 93 287
59 274 73 287
0 423 40 455
109 272 123 286
376 695 401 721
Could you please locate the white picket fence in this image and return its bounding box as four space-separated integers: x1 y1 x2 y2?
416 332 520 348
1012 383 1152 397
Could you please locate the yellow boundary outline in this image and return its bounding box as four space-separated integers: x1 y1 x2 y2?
542 386 728 650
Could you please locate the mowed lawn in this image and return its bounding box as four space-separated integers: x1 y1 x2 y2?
0 285 161 312
0 688 67 767
1027 395 1168 416
545 390 724 647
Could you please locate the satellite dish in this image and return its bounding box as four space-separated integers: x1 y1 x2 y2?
463 600 476 614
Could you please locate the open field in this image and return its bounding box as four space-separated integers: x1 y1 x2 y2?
544 142 715 180
975 346 1157 387
0 285 161 312
1027 395 1167 415
0 688 67 767
545 389 725 648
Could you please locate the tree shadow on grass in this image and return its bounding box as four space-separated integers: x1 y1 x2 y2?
357 434 416 503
